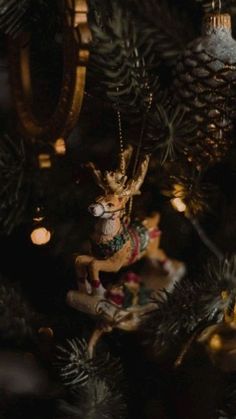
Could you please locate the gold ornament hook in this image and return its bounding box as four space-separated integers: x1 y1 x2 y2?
212 0 222 13
8 0 92 143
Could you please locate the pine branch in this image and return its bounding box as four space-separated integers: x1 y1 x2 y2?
57 378 126 419
0 276 35 345
144 103 197 164
55 338 126 419
89 2 161 115
88 0 113 30
129 0 195 66
0 0 30 37
0 0 52 38
0 134 31 235
55 338 123 389
56 338 103 387
161 165 217 216
143 257 236 354
217 378 236 419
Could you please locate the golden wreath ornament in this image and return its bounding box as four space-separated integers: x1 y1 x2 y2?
8 0 91 142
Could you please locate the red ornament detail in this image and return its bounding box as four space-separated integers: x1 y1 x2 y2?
91 280 100 288
106 291 124 306
122 271 141 284
149 228 161 240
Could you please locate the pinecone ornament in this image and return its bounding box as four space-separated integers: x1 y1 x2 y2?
174 13 236 168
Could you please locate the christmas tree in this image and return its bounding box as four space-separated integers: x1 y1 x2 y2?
0 0 236 418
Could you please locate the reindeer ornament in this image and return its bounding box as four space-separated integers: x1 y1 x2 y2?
73 147 185 297
66 147 185 352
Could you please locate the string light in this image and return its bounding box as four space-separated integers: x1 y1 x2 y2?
30 227 51 246
54 138 66 155
170 184 187 214
171 197 187 213
30 207 52 246
209 334 222 351
38 327 54 338
38 153 51 169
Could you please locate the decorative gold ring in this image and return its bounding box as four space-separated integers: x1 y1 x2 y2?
8 0 91 142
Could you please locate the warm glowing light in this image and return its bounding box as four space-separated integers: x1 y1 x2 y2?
33 216 44 222
38 153 51 169
210 334 222 351
170 184 187 213
54 138 66 155
38 327 54 338
171 197 187 213
30 227 51 245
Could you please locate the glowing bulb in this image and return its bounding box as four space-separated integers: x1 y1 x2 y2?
54 138 66 155
30 227 51 245
209 334 222 351
38 153 51 169
171 197 187 213
38 327 54 338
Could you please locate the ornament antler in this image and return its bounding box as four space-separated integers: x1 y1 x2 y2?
103 171 127 194
86 161 128 194
103 146 133 194
86 162 107 191
123 154 150 197
86 146 132 194
86 146 149 196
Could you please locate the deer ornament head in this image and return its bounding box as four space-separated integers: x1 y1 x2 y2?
87 146 150 221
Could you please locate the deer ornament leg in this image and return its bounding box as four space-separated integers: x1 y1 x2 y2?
76 243 130 296
88 247 128 281
143 213 186 282
146 246 186 284
75 255 94 294
75 255 109 296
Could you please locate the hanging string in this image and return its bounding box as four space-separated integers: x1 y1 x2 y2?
132 93 153 178
128 92 153 217
116 85 153 221
116 107 126 177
